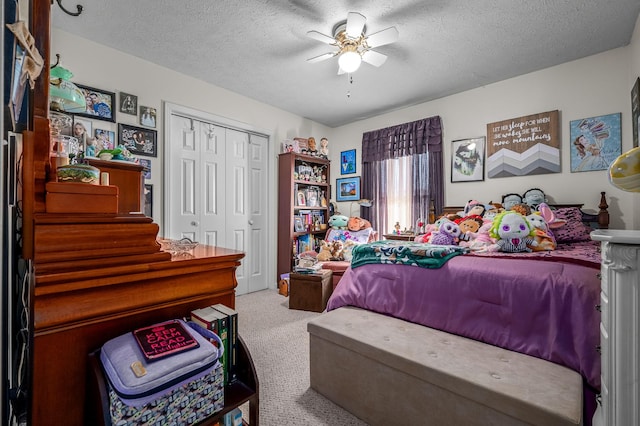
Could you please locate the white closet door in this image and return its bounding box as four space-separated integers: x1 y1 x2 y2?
168 115 225 245
225 128 249 294
199 122 226 247
247 134 268 293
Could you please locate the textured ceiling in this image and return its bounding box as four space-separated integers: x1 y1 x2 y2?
51 0 640 128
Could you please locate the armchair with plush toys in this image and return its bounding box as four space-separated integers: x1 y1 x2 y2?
300 214 377 289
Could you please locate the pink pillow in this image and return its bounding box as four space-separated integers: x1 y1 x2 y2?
553 207 592 243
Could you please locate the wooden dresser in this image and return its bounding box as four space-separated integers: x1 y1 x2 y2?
31 223 244 425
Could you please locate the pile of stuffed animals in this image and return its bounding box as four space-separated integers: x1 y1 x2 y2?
416 188 566 253
318 214 373 261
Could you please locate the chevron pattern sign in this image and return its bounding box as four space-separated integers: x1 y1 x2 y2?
486 110 560 178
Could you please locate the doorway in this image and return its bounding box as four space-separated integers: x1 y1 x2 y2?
164 102 269 295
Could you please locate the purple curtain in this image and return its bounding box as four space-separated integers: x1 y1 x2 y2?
361 116 443 231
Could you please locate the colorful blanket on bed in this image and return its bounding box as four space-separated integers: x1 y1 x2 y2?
350 241 469 269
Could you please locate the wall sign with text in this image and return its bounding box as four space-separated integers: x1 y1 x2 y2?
486 110 560 178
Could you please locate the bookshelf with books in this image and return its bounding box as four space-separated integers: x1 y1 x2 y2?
278 152 331 280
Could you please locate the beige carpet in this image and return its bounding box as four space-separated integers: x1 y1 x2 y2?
235 289 367 426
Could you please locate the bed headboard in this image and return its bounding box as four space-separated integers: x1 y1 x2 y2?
441 191 609 229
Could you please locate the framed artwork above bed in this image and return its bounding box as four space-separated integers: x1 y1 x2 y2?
451 137 485 182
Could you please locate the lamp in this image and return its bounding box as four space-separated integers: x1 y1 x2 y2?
608 146 640 192
350 198 373 216
338 45 362 73
49 63 86 113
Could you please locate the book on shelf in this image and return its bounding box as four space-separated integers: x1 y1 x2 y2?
190 306 228 385
212 303 239 384
132 319 199 362
190 306 223 340
223 407 243 426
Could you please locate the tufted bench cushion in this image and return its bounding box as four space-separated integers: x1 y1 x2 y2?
308 306 582 426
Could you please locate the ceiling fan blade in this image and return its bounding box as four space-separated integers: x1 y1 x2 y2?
346 12 366 38
362 50 388 67
365 26 399 48
307 52 337 63
307 30 337 45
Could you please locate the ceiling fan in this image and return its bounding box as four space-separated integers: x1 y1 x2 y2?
306 12 399 74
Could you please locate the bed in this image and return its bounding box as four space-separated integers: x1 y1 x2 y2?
322 192 609 424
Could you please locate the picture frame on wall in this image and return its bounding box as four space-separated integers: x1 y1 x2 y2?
451 137 485 182
139 105 157 128
569 113 622 172
340 149 356 175
94 128 115 152
144 184 153 218
119 92 138 115
74 84 116 122
72 116 92 155
336 176 360 202
139 158 152 179
632 77 640 148
118 123 157 157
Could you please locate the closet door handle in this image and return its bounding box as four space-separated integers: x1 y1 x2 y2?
248 220 254 225
191 221 199 227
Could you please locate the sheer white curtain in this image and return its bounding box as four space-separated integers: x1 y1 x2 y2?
385 156 413 234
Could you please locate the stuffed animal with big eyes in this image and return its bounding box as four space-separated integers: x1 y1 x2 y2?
489 211 537 253
526 213 556 251
429 220 461 246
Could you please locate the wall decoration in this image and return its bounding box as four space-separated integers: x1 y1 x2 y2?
74 84 116 122
451 137 485 182
120 92 138 115
336 176 360 201
139 105 157 128
73 116 92 155
118 123 157 157
139 158 152 180
570 113 621 172
632 78 640 148
9 44 27 130
144 184 153 218
486 110 560 178
94 128 115 152
340 149 356 175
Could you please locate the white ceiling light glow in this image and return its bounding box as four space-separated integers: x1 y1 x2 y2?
338 47 362 73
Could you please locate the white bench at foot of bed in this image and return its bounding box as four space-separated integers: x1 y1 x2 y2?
308 307 582 426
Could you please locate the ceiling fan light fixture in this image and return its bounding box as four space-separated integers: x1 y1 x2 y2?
338 49 362 73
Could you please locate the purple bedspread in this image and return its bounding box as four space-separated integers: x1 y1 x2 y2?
326 246 601 392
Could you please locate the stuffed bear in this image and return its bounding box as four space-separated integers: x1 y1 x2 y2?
328 214 349 230
347 216 372 231
489 211 537 253
329 240 345 260
316 241 333 262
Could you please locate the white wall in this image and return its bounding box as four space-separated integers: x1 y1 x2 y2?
332 47 636 231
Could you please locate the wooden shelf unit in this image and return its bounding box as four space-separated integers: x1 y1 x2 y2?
277 152 331 280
